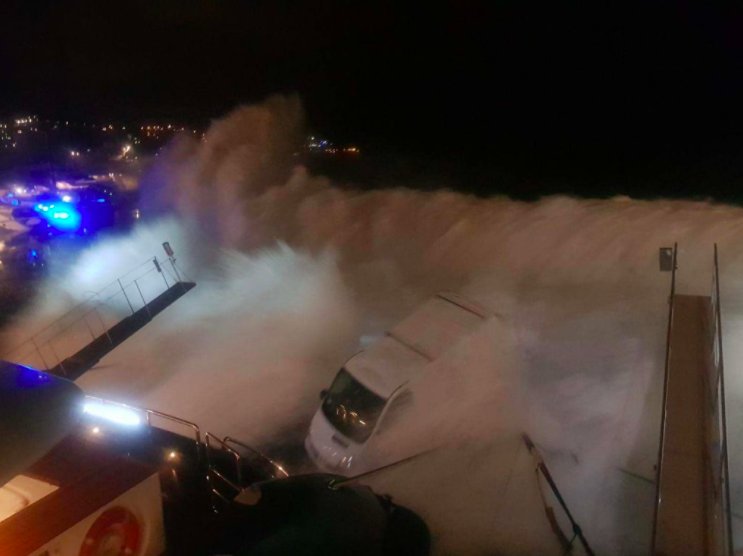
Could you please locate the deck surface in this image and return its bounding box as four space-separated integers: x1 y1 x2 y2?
654 294 709 556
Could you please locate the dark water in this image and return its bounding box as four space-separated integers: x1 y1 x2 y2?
305 147 743 204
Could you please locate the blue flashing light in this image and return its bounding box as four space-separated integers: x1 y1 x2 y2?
95 198 106 203
15 364 51 388
36 201 81 231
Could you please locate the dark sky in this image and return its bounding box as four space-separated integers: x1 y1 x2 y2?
3 1 743 197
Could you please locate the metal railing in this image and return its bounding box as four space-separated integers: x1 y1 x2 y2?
651 244 734 556
206 433 244 487
146 408 202 456
84 395 202 456
2 254 188 375
651 242 677 553
224 436 289 478
82 396 290 513
203 435 292 511
709 244 734 555
205 433 245 510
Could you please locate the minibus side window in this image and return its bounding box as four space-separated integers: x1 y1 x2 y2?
376 390 413 436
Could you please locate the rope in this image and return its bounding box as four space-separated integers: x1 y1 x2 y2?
523 434 596 556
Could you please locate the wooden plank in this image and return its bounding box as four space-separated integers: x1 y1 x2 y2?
655 295 710 556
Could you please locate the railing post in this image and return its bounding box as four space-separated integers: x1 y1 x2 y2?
47 340 66 376
30 337 50 370
651 243 678 556
236 451 243 489
713 244 734 556
118 279 135 314
83 314 96 342
169 258 182 283
170 258 188 293
135 279 152 318
94 308 113 345
154 258 169 290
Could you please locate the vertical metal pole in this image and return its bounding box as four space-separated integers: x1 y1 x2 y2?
235 451 243 489
31 338 50 370
171 258 188 293
47 340 66 376
83 314 96 342
714 244 734 556
118 279 135 314
651 242 677 555
170 258 182 282
135 279 152 318
94 307 113 345
154 258 169 289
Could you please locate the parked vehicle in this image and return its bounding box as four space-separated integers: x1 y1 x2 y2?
305 292 496 472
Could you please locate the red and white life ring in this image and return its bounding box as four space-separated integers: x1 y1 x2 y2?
79 506 141 556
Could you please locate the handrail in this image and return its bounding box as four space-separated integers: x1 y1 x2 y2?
205 432 244 511
5 297 122 366
85 395 298 511
81 395 299 512
714 244 734 556
205 432 243 490
82 396 289 489
2 253 183 368
84 395 202 455
146 408 202 453
651 242 677 554
223 436 289 478
207 464 241 493
2 256 157 352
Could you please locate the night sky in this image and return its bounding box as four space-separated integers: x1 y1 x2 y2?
3 1 743 198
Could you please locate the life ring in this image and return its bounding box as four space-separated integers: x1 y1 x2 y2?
79 506 141 556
